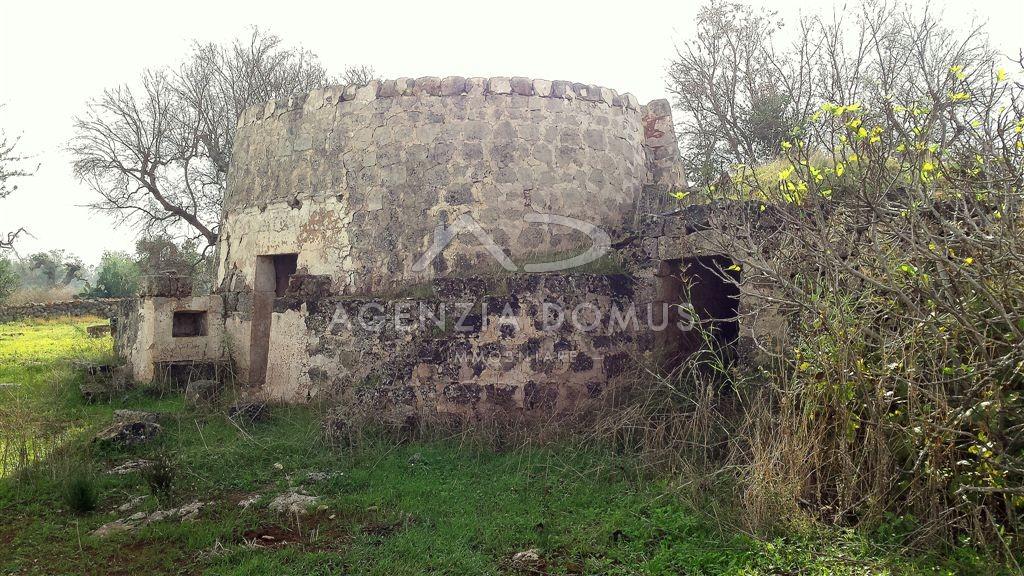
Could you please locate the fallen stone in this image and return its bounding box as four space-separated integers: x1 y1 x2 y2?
228 401 269 423
90 501 208 538
107 459 154 475
79 364 129 403
90 519 133 538
268 492 320 515
94 420 161 448
302 471 342 484
184 379 219 407
511 548 543 569
116 495 147 513
113 410 159 424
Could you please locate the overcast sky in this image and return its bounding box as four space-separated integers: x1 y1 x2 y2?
1 0 1021 265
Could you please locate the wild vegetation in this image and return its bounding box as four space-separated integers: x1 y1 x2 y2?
0 319 1001 574
649 0 1024 564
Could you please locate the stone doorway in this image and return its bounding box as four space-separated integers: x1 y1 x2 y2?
249 253 298 385
655 255 740 374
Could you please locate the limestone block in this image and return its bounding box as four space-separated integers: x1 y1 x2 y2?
532 79 553 97
488 77 512 95
466 77 487 95
440 76 467 96
394 77 415 95
354 81 380 103
414 76 441 96
510 76 534 96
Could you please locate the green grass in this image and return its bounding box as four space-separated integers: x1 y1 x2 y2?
0 318 1001 575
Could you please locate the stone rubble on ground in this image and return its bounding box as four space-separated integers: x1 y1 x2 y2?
511 548 543 569
106 459 155 475
90 501 208 538
227 401 269 423
113 409 159 424
93 416 161 448
184 379 219 407
302 471 342 484
268 491 320 515
115 495 147 513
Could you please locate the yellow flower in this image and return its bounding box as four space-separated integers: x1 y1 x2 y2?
670 191 689 200
857 127 868 139
835 162 845 177
997 68 1007 82
949 65 966 80
778 167 794 181
948 91 971 102
964 257 974 266
847 118 863 129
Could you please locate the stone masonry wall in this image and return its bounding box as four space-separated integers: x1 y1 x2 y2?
219 76 681 296
0 298 126 323
251 273 642 419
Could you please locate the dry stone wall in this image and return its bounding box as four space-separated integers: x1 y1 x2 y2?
0 298 126 323
220 76 682 295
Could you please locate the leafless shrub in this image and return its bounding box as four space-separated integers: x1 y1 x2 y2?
660 0 1024 557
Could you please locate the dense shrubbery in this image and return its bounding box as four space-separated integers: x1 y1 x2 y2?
658 0 1024 558
83 251 139 298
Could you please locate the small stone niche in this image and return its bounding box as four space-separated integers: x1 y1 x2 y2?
172 311 208 338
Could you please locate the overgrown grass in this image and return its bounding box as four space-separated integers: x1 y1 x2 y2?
0 319 1000 574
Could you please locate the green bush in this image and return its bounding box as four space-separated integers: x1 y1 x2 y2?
62 467 98 515
142 452 176 502
85 251 139 298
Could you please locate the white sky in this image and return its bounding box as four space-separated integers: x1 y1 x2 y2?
1 0 1021 265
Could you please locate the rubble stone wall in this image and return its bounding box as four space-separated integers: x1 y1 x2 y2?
0 298 126 323
254 274 643 417
219 76 684 297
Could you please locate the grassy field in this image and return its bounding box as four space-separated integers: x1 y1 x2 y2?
0 318 1000 575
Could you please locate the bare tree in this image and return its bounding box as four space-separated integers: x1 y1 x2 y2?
70 28 330 250
0 120 35 251
668 1 816 187
341 65 379 87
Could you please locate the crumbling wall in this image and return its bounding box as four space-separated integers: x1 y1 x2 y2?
247 274 641 419
113 277 227 382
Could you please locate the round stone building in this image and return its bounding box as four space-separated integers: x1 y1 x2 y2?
118 76 688 418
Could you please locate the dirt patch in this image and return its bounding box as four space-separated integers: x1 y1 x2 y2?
242 524 298 548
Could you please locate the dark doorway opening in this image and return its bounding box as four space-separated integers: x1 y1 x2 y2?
272 254 298 297
172 311 208 338
655 255 741 374
250 253 299 385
